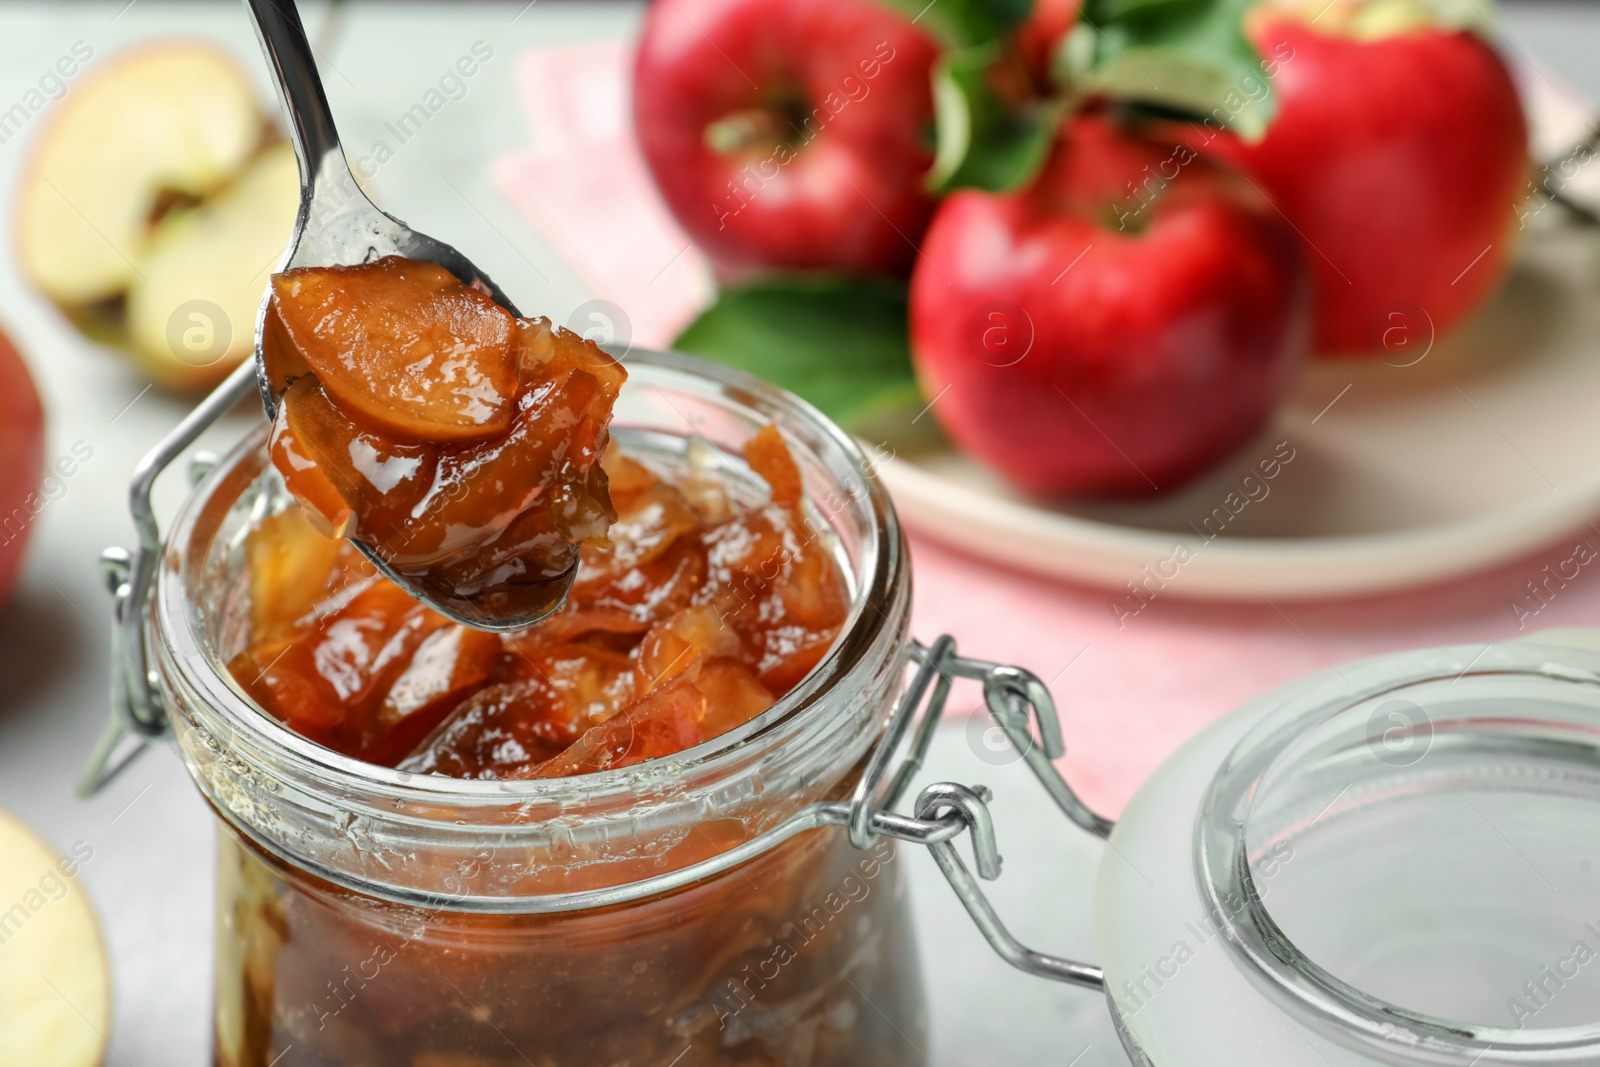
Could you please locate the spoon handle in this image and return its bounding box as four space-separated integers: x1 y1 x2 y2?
242 0 354 206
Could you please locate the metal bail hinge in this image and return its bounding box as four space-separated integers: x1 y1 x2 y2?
78 361 260 798
845 635 1114 991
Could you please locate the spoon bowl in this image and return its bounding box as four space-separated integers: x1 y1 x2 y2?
243 0 573 633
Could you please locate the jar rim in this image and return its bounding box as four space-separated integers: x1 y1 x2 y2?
1196 641 1600 1064
155 347 909 808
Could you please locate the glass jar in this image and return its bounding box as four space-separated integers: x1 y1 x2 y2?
148 352 929 1066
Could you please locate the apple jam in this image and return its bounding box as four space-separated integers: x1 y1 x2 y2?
231 421 850 778
213 427 922 1066
263 255 624 626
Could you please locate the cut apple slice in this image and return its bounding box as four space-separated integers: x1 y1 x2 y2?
378 369 603 565
236 578 447 750
269 393 357 540
533 677 707 777
0 809 110 1067
270 257 519 442
247 506 349 642
373 624 501 765
17 41 262 305
743 423 804 507
275 374 437 544
125 141 300 391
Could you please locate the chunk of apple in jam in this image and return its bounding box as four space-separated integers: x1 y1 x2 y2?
533 677 707 777
742 422 805 507
246 507 352 643
400 642 638 778
269 256 519 442
696 657 777 736
531 656 775 778
692 425 850 693
232 579 428 746
264 256 625 627
270 375 435 541
380 363 613 564
374 623 503 765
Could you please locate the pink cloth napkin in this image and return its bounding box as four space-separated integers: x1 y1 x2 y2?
491 42 1600 817
491 42 714 348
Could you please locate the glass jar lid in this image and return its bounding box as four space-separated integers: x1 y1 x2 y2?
1101 635 1600 1066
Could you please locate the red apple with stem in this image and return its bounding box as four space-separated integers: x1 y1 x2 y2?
1202 2 1528 355
910 113 1310 497
633 0 940 278
0 328 44 605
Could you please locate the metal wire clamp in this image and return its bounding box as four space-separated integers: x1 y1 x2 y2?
844 635 1113 990
81 360 260 797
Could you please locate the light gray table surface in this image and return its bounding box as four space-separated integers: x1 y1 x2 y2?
0 3 1593 1064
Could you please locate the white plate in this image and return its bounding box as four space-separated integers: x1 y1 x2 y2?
879 212 1600 602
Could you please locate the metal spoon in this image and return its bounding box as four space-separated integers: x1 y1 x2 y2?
243 0 575 632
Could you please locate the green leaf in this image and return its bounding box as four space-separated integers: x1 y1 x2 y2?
672 274 923 432
929 44 1065 193
872 0 1033 48
1069 0 1277 140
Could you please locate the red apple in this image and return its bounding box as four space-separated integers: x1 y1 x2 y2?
910 114 1310 497
1203 6 1527 355
0 328 44 604
633 0 940 278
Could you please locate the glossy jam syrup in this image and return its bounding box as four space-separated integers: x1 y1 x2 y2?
229 425 851 778
263 255 624 627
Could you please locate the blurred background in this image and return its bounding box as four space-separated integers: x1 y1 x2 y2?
5 0 1600 1063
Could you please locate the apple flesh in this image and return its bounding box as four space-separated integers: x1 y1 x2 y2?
0 329 44 607
0 809 109 1067
1204 4 1528 355
910 114 1310 497
126 142 301 392
17 42 260 305
16 41 297 390
633 0 940 278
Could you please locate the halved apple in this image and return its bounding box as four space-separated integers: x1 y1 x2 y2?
17 41 261 305
0 809 110 1067
15 40 298 391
